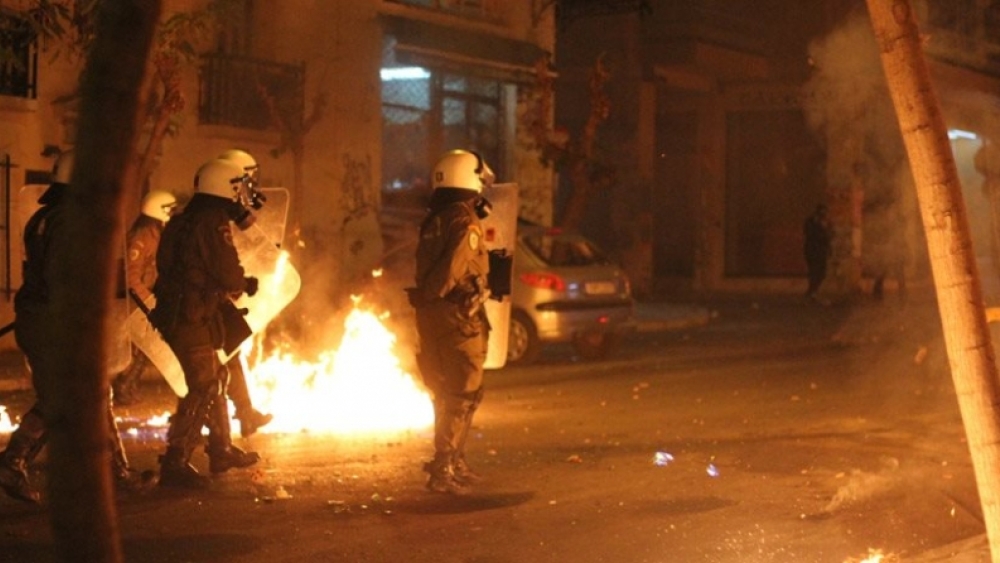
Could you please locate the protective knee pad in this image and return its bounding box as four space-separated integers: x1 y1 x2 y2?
167 390 215 449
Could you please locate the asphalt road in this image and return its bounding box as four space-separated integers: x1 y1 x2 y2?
0 291 988 563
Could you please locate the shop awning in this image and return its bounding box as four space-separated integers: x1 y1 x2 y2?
381 14 551 83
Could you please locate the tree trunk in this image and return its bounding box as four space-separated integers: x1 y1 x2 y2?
46 2 160 562
867 1 1000 560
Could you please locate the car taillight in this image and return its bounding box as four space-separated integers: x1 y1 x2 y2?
520 272 566 291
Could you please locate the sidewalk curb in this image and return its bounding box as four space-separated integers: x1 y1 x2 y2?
635 305 712 333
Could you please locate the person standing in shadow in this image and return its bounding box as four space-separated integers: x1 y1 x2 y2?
803 203 832 301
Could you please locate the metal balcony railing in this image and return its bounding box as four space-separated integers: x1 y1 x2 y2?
199 53 304 132
384 0 505 22
0 15 37 99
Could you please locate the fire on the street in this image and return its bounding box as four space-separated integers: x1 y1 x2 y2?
241 297 434 436
0 295 433 439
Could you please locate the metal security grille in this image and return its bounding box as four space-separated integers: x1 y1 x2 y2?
381 66 504 196
199 53 304 131
0 14 37 99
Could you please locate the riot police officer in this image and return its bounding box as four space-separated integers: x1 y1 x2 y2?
410 149 494 494
0 150 146 502
151 158 260 488
111 189 177 405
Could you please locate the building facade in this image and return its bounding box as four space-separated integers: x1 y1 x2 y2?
554 0 1000 299
0 0 557 348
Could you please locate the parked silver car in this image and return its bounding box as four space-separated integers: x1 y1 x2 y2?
505 224 636 365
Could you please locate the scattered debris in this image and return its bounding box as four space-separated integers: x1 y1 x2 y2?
653 452 674 467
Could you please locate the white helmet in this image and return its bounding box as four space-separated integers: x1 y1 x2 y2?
194 159 244 201
432 150 494 194
141 190 177 222
219 148 258 179
52 150 75 184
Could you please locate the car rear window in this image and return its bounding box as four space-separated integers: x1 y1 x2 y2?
522 234 610 267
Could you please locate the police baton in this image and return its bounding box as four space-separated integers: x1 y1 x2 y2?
128 289 151 316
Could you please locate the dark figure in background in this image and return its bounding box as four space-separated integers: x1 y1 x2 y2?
409 149 494 495
0 151 145 503
151 158 261 488
803 204 833 299
111 189 177 406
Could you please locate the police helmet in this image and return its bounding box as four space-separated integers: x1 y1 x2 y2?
432 150 494 194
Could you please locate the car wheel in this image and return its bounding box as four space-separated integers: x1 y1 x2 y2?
507 310 541 366
573 331 618 360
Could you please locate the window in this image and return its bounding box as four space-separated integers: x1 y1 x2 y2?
0 12 37 99
380 63 505 198
199 54 304 131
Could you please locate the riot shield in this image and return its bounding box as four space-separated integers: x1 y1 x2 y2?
480 183 518 370
14 184 130 375
224 221 302 362
126 295 187 396
253 188 290 248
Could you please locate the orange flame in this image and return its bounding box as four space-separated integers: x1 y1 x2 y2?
243 300 433 436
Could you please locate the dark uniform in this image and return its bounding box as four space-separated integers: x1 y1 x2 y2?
412 187 491 494
0 182 140 503
151 192 259 487
114 206 272 436
111 213 163 404
803 204 832 298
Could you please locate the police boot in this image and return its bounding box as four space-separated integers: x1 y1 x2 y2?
208 446 260 475
0 448 39 504
236 409 273 438
158 446 209 489
451 452 482 485
0 412 45 503
423 454 469 495
108 410 155 493
206 396 260 474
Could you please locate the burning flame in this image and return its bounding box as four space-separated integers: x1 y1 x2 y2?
0 269 433 441
244 298 433 436
0 406 15 434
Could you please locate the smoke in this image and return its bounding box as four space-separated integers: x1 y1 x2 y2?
824 456 900 513
802 8 922 289
802 9 894 159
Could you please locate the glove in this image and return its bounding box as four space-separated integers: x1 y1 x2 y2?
244 276 259 297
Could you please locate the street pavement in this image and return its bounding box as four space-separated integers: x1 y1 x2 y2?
0 294 995 562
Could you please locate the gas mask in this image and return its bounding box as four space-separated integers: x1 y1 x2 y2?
238 173 267 211
228 200 257 231
475 196 492 220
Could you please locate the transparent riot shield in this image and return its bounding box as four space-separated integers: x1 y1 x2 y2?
254 188 290 248
14 184 130 376
126 295 187 396
480 183 518 370
225 221 302 362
